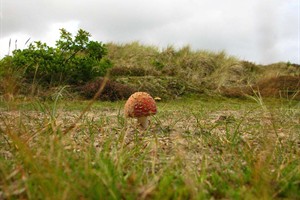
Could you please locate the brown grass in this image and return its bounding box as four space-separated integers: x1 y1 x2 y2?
256 75 300 99
221 75 300 99
79 77 137 101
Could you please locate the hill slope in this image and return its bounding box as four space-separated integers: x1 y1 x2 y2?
104 42 300 100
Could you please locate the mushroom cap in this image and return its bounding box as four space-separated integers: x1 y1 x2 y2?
124 92 157 118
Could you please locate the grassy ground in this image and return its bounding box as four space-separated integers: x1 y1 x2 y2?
0 95 299 199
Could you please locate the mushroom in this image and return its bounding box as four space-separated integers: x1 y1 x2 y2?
124 92 157 129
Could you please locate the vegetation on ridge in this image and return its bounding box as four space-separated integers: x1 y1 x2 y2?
1 29 299 101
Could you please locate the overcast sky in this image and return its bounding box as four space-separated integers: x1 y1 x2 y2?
0 0 299 64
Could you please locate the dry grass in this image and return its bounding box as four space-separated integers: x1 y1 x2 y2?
221 75 300 100
0 95 299 199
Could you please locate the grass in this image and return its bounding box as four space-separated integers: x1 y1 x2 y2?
0 95 299 199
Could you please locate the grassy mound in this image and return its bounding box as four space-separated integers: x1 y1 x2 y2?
1 40 299 101
221 75 300 100
113 76 203 100
106 42 300 100
256 75 300 99
79 77 136 101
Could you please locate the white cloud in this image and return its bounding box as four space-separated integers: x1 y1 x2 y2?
0 33 31 57
0 21 80 57
0 0 299 64
44 21 81 47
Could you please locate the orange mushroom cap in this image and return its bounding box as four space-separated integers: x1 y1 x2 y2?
124 92 157 118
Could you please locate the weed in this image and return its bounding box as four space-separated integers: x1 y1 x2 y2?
0 83 299 199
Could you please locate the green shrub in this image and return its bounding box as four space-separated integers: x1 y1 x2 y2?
10 28 111 86
0 56 24 98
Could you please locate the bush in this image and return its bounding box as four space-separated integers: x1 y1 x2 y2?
255 75 300 99
79 77 136 101
0 56 24 99
10 28 111 86
220 75 300 100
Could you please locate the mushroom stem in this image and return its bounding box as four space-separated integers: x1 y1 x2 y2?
137 116 149 129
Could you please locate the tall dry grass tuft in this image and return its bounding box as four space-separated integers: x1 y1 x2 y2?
0 75 111 199
63 76 109 135
220 75 300 100
0 57 23 102
80 77 136 101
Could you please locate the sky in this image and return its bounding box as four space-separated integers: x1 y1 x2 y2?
0 0 299 64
